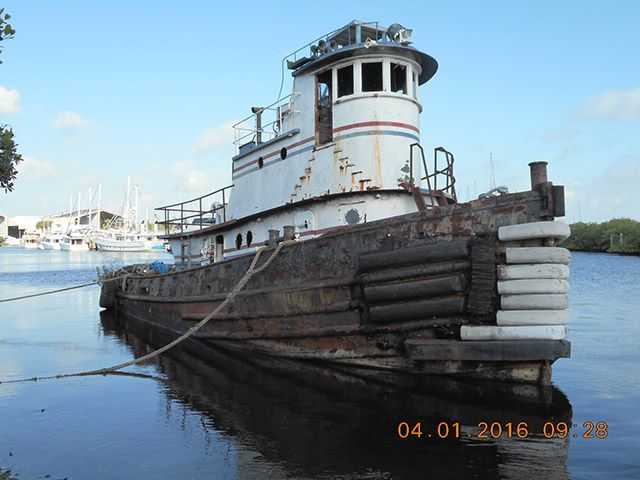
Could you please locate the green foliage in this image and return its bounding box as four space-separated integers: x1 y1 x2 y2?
0 126 23 192
0 9 20 193
36 219 53 231
0 8 16 63
563 218 640 254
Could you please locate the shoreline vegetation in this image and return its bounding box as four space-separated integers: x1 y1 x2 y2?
563 218 640 255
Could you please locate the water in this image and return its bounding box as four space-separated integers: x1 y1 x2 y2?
0 248 638 479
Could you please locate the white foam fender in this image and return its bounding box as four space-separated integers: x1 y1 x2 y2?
505 247 571 265
498 279 569 294
496 309 569 326
461 325 567 341
501 293 569 310
497 264 570 280
498 221 571 242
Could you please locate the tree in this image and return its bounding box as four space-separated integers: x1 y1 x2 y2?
0 8 21 193
0 126 22 192
0 8 16 62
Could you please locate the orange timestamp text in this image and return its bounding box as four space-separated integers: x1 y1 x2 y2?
396 421 608 440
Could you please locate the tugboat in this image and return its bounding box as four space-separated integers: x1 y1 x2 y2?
100 21 572 385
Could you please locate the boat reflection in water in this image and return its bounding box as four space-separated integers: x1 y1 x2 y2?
100 311 573 479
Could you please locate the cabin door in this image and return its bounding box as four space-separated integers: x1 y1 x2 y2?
315 70 333 145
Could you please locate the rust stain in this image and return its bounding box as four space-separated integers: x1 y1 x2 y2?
373 134 382 185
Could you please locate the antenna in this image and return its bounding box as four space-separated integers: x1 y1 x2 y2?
489 152 496 190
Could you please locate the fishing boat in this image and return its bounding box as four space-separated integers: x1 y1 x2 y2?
100 20 572 385
95 231 163 252
20 232 40 249
60 228 89 252
39 232 64 250
94 178 163 252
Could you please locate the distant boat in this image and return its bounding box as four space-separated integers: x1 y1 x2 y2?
39 232 64 250
95 231 163 252
20 232 40 249
60 229 89 252
93 177 163 252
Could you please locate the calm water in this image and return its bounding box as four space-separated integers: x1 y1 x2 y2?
0 248 638 479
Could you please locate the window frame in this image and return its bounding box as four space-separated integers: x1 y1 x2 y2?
360 60 385 93
336 63 355 98
390 61 408 94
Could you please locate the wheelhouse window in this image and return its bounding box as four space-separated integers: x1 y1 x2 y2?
390 63 407 94
362 62 383 92
337 64 354 97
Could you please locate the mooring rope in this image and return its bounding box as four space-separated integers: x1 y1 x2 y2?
0 281 100 303
0 242 288 385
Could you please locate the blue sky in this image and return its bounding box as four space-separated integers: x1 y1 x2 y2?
0 1 638 222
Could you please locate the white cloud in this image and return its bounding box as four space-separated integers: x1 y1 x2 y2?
172 160 209 194
0 85 20 114
53 111 89 130
194 121 235 154
18 155 57 178
564 157 640 222
583 87 640 121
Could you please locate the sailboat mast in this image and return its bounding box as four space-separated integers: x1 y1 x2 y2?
76 192 81 226
134 184 139 233
97 184 102 230
88 187 93 229
126 176 131 231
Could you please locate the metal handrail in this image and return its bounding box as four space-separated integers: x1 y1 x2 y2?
155 184 233 235
232 93 299 150
408 143 457 201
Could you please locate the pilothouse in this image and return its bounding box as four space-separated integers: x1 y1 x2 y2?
158 20 455 266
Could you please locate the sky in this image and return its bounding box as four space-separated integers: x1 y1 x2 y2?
0 1 638 223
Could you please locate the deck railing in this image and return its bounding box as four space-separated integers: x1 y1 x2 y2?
155 185 233 235
409 144 457 201
232 93 298 153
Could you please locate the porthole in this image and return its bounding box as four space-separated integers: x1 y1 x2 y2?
258 157 264 169
280 147 287 160
246 231 253 246
235 233 242 250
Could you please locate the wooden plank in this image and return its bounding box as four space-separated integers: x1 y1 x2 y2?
358 240 469 272
501 293 568 310
360 259 470 284
498 221 570 241
368 295 465 323
497 264 570 280
506 247 571 265
364 274 465 303
461 325 566 341
498 279 569 295
497 310 569 326
466 237 497 316
405 338 571 361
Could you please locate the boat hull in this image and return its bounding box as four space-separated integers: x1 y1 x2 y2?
103 187 570 385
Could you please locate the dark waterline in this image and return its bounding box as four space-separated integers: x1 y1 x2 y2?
0 248 638 479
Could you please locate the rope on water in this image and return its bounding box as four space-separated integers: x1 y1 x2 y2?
0 242 289 385
0 281 100 303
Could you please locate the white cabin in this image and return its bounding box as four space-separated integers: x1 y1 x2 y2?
158 21 457 266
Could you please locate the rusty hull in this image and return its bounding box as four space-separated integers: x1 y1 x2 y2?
107 185 569 385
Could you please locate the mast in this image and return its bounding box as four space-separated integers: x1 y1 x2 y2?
134 184 139 233
88 186 93 229
97 184 102 230
126 176 131 231
76 192 81 226
68 195 73 232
